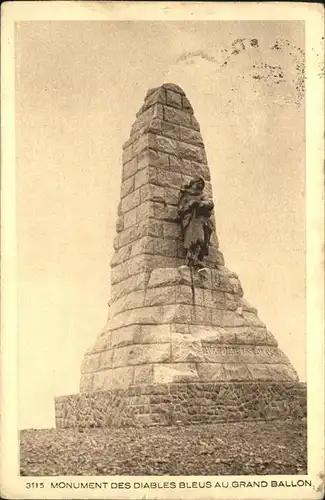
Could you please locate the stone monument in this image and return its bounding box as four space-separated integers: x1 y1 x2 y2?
55 83 306 428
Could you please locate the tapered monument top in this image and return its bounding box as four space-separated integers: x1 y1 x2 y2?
135 83 191 117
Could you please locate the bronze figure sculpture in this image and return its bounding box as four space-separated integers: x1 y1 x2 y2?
177 176 214 269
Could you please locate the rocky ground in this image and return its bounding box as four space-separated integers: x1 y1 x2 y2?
20 418 306 476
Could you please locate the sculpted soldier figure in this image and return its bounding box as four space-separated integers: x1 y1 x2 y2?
177 176 214 269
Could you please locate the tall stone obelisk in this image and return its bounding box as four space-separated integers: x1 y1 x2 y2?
55 84 305 428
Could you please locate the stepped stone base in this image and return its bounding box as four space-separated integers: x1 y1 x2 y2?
55 381 307 428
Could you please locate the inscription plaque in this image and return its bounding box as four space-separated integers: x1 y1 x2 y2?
202 344 288 364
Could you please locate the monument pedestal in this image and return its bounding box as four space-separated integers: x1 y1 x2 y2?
55 83 306 428
55 381 306 428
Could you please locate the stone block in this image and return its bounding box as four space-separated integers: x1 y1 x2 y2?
193 287 204 306
243 311 266 328
79 374 94 393
145 286 176 306
120 189 141 214
164 106 192 127
148 117 162 134
112 343 171 368
129 236 154 258
138 149 169 171
147 267 179 288
122 157 137 180
147 218 164 238
224 293 240 311
265 330 278 346
164 187 180 206
222 363 251 381
100 349 113 369
178 265 192 286
267 363 299 382
112 366 135 389
122 145 133 164
170 323 190 334
129 122 148 141
156 168 183 189
88 332 112 354
109 306 165 330
240 298 258 314
169 155 187 173
147 254 180 270
213 310 246 328
120 176 135 198
153 362 198 383
80 353 101 374
219 329 237 344
254 328 267 345
179 126 204 146
163 221 181 239
134 364 154 385
92 369 113 391
192 305 212 325
117 220 147 248
111 324 142 348
140 183 165 204
197 363 225 381
166 89 182 109
171 339 205 363
134 168 149 190
134 324 171 344
234 327 256 345
246 364 272 381
203 289 215 308
153 202 178 222
161 120 180 139
178 141 205 162
134 201 154 223
182 95 194 113
191 115 201 131
132 107 161 135
110 244 132 267
124 207 137 228
110 289 145 317
154 237 177 258
141 88 166 111
161 83 184 95
176 284 193 304
163 304 192 324
229 277 244 296
133 103 155 126
213 291 225 308
132 133 156 157
113 324 171 349
111 254 146 284
192 267 212 289
115 215 124 233
190 325 225 343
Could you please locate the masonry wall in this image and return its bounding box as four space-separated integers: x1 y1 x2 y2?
111 84 224 305
56 381 307 428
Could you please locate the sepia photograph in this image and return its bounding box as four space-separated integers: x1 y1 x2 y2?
1 2 324 500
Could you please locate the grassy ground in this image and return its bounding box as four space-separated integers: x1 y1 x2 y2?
20 418 306 476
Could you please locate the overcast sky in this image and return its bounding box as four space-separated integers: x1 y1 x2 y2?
15 20 305 429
